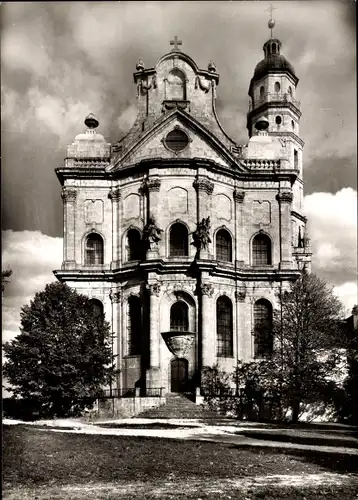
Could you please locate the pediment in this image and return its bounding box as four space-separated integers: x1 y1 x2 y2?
109 110 246 173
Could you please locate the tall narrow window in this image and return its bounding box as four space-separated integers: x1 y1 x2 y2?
252 234 271 266
254 299 273 357
274 81 280 93
127 229 141 261
85 233 104 265
89 299 104 328
170 301 189 332
216 229 232 262
128 296 142 355
294 149 298 170
260 86 264 98
217 296 233 357
169 222 188 257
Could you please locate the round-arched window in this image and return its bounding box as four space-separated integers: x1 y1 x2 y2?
165 129 189 152
275 115 282 125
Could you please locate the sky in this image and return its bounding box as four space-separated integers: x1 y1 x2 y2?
1 0 357 344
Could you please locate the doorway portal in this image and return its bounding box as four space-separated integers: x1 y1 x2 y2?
170 358 188 392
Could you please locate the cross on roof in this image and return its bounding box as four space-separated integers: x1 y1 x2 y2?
265 4 277 19
170 35 182 52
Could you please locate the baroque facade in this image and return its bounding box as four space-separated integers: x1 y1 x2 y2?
54 33 311 396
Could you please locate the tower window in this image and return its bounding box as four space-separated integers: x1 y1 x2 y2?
254 299 273 357
272 43 277 55
275 115 282 125
85 233 104 265
170 301 189 331
169 222 188 256
294 149 298 170
216 229 232 262
128 296 142 356
167 69 186 100
288 86 292 95
217 296 233 357
260 86 264 98
252 234 272 266
274 81 280 93
291 120 295 130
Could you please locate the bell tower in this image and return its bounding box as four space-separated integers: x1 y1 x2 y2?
247 15 304 181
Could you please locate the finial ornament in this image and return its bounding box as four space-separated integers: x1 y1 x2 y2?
265 4 277 37
136 59 145 71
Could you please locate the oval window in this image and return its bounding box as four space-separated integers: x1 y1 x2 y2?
274 82 281 92
275 116 282 125
165 129 189 152
291 120 295 130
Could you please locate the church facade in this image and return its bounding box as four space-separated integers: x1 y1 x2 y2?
54 34 311 397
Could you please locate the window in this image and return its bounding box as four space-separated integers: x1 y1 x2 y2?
128 296 142 355
170 301 189 331
216 229 232 262
85 233 104 265
252 234 272 266
169 222 188 256
260 86 264 98
165 129 189 152
217 296 233 357
294 149 298 170
127 229 141 261
275 115 282 125
167 69 186 100
89 299 104 319
291 120 295 130
274 81 280 93
272 43 277 54
288 86 292 95
254 299 273 357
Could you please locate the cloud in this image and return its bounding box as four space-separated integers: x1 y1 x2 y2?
304 188 357 289
2 230 63 344
333 282 358 317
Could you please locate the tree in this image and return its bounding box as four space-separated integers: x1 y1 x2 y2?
3 282 114 418
2 269 12 292
271 271 344 422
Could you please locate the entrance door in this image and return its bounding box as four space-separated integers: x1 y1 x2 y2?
170 358 188 392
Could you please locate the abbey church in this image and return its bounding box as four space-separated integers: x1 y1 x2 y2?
54 29 311 401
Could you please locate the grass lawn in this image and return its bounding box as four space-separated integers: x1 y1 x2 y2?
3 424 358 499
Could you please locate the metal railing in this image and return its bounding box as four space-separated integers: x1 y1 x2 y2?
102 387 164 398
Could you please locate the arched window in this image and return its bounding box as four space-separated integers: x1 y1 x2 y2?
167 69 186 100
274 81 281 93
254 299 273 357
169 222 188 257
127 229 141 261
216 229 232 262
170 301 189 331
128 296 142 355
272 43 277 54
252 234 272 266
85 233 104 265
89 299 104 319
275 115 282 125
260 86 264 98
216 296 233 357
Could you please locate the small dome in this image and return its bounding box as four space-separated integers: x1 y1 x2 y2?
253 54 296 80
74 131 106 142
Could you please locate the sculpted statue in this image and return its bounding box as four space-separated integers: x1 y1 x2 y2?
142 216 163 250
192 216 211 250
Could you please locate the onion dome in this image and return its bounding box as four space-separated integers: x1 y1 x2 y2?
252 38 296 82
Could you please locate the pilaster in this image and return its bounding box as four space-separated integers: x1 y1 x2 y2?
193 177 214 259
199 282 215 367
109 188 121 269
233 190 245 266
109 288 122 389
61 187 77 269
277 191 293 269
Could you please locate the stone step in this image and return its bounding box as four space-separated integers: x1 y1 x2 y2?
136 393 218 419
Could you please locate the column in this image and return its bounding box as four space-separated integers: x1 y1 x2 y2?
61 187 77 269
233 190 245 266
109 288 122 391
193 176 214 259
109 187 121 269
200 282 214 368
277 191 293 269
146 283 161 368
235 285 247 361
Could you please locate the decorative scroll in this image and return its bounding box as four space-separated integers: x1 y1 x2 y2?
142 177 161 193
146 283 161 297
233 190 245 204
193 178 214 195
277 192 293 204
195 75 210 93
108 188 121 202
235 286 247 302
200 283 214 297
61 187 77 203
109 290 122 303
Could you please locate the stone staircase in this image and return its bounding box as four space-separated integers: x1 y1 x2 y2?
136 392 219 419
